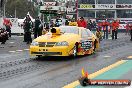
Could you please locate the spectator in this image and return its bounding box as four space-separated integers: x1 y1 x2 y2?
93 21 97 30
102 19 110 39
95 27 102 43
69 18 78 26
128 23 132 41
23 15 32 44
50 20 55 28
88 20 93 31
97 21 102 30
130 25 132 41
34 16 41 38
65 19 70 26
77 17 87 28
0 28 8 44
126 23 130 35
44 26 49 35
3 19 12 37
111 19 119 40
55 16 62 27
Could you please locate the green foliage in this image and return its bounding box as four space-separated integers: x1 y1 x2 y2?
5 0 38 18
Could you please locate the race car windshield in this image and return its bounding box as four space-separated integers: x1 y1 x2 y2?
59 26 79 34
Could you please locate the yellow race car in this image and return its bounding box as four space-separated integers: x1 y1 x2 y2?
30 26 99 57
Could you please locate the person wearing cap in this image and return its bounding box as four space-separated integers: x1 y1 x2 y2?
111 19 119 40
77 17 87 28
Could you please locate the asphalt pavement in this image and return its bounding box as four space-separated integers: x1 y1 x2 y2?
0 33 131 88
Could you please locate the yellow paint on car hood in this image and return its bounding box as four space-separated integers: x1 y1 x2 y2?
34 33 80 43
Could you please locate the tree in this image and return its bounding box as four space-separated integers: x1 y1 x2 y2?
0 0 3 7
5 0 37 18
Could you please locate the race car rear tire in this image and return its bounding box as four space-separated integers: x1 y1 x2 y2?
93 41 96 51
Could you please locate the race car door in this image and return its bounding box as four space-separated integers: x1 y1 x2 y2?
81 28 93 52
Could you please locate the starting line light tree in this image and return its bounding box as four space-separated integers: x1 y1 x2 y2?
40 5 66 21
40 4 66 27
40 5 61 28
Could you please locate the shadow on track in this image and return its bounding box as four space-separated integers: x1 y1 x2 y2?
34 53 98 62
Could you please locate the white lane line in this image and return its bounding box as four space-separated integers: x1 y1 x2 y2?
17 36 23 37
9 51 16 53
108 37 119 40
9 42 15 44
12 36 23 38
24 49 29 51
9 49 28 53
127 56 132 59
104 55 111 58
16 50 23 52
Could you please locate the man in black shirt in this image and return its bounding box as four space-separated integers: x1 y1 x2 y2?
34 16 41 38
88 20 93 31
23 15 32 44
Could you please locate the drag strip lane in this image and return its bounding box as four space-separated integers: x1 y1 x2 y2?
0 36 132 88
63 60 127 88
0 40 131 88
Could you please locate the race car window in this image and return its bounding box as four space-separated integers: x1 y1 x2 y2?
81 29 92 38
86 29 93 36
59 27 79 34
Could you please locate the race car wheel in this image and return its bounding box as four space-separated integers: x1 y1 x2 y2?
93 41 96 51
37 55 42 58
73 45 77 57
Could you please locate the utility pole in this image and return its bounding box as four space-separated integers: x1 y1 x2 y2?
0 1 2 17
15 7 16 18
0 0 3 7
3 2 5 17
3 0 7 18
76 0 78 20
115 0 117 19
